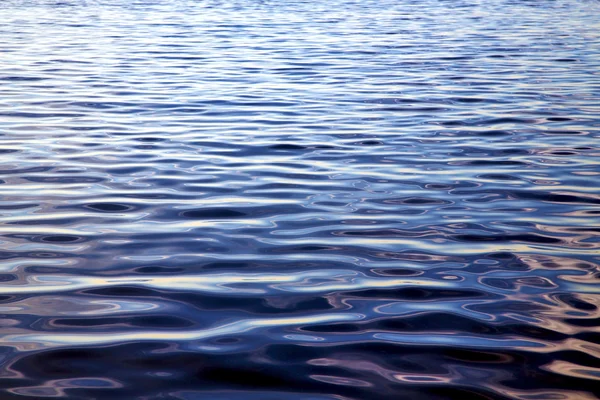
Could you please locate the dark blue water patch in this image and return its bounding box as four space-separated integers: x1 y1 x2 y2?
512 191 600 205
51 315 196 329
0 76 47 81
4 234 87 243
543 130 588 135
268 143 337 151
0 250 80 260
180 208 246 218
380 197 452 205
477 173 521 180
134 266 186 274
82 203 138 212
341 288 486 301
176 204 308 220
0 274 18 282
23 175 106 183
452 233 563 244
0 166 54 175
332 229 440 238
546 117 573 122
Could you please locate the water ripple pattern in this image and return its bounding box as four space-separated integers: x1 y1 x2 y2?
1 0 600 399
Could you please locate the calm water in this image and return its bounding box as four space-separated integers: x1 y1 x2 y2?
1 0 600 399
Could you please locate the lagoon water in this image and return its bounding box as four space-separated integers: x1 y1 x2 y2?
1 0 600 399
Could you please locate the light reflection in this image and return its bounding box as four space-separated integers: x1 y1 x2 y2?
0 270 457 294
0 0 599 397
5 313 363 349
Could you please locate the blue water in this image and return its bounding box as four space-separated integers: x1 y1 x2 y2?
1 0 600 399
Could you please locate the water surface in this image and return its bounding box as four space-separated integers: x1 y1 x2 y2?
1 0 600 399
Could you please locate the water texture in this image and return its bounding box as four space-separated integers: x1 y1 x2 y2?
1 0 600 398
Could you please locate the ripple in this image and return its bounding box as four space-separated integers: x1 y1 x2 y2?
1 0 599 398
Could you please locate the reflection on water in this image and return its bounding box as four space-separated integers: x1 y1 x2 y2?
1 0 600 398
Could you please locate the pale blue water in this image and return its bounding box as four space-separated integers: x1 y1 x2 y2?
1 0 600 399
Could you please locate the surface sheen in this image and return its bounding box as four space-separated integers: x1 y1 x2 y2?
1 0 600 399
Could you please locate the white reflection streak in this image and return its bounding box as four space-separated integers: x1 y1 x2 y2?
5 313 363 349
0 270 456 295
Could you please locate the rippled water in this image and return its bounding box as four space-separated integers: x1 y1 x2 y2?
1 0 600 398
